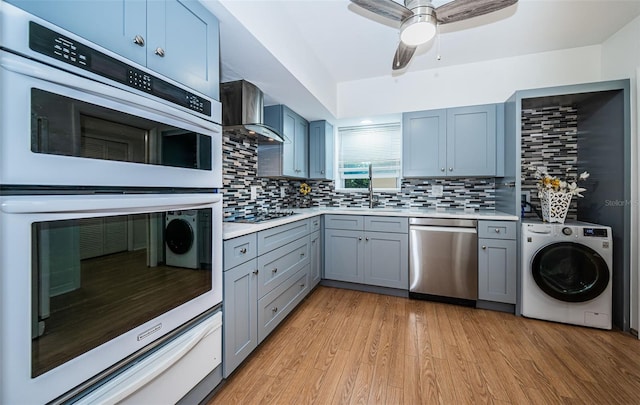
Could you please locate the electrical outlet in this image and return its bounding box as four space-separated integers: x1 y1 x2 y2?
431 185 444 197
250 186 258 201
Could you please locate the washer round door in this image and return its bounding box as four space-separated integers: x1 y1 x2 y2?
165 218 194 255
531 242 610 302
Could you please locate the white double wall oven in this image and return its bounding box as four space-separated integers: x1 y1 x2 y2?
0 3 223 404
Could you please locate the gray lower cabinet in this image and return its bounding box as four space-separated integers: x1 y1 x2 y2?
324 215 409 289
309 230 321 287
223 217 319 377
222 258 257 377
477 221 517 304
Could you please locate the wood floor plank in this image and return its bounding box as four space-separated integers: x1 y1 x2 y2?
208 287 640 405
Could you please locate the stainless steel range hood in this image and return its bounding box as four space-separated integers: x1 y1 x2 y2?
221 80 286 143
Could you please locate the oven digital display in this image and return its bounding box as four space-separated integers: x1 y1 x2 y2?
28 22 212 116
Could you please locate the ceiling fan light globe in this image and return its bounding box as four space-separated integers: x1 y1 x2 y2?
400 12 436 46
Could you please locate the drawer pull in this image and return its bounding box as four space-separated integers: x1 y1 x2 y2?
240 248 247 254
300 252 305 257
272 307 278 313
272 268 278 274
365 237 369 241
300 283 305 288
253 269 259 275
495 228 500 233
449 167 453 171
358 237 363 241
482 246 487 250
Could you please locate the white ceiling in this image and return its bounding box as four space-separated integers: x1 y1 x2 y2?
203 0 640 120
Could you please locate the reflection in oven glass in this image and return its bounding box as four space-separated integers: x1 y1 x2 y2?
30 88 212 170
30 209 212 377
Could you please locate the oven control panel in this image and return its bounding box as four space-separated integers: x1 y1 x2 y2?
28 21 211 117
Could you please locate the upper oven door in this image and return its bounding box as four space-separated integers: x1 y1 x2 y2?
0 50 222 189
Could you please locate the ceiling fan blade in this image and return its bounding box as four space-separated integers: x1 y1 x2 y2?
436 0 518 25
392 42 417 70
350 0 413 23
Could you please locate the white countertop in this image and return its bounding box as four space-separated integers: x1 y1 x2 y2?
223 207 519 240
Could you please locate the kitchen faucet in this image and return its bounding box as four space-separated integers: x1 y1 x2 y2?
368 163 379 208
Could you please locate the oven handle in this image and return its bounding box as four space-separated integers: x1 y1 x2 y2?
1 52 219 132
1 194 222 214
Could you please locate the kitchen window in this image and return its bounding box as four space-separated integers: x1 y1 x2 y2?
336 122 402 191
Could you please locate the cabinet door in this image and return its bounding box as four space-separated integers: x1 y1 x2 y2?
478 238 516 304
147 0 220 98
8 0 146 65
364 232 409 289
309 121 334 179
223 259 258 378
294 116 309 178
324 229 364 283
309 231 322 287
446 104 496 176
402 109 446 177
281 107 298 177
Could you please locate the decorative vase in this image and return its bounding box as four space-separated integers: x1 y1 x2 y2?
540 189 572 223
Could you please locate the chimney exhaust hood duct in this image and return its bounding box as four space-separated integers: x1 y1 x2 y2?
221 80 287 143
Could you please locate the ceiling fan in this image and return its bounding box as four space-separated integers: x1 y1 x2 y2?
350 0 518 70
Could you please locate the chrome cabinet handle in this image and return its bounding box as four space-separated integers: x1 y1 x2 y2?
449 167 453 171
441 168 445 172
358 237 363 240
272 307 278 312
365 237 369 241
300 283 305 288
300 252 305 257
482 246 487 250
495 228 500 233
272 268 278 273
320 170 325 174
252 269 259 275
133 35 145 46
240 248 247 254
155 47 165 57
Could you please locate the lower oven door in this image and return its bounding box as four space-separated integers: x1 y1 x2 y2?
0 193 222 404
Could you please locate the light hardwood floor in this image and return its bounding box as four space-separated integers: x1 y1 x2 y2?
209 286 640 404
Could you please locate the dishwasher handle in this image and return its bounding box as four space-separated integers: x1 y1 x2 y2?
410 225 477 234
409 218 477 227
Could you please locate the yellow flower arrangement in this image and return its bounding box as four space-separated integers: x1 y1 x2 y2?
532 167 589 197
299 182 311 196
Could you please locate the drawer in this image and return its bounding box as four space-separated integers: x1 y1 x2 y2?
365 216 408 233
324 215 364 231
478 221 516 240
310 216 321 233
257 219 310 255
257 236 310 298
223 233 257 271
257 268 309 343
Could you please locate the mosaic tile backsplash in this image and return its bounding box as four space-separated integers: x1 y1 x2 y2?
521 105 578 220
222 132 495 220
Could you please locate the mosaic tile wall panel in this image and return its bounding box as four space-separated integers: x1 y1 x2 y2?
521 105 578 220
222 133 496 220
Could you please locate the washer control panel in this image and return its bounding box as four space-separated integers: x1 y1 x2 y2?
584 227 608 237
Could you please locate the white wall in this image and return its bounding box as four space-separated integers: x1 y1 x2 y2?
601 14 640 334
337 45 602 119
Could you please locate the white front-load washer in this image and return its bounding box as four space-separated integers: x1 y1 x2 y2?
521 220 612 329
165 210 199 269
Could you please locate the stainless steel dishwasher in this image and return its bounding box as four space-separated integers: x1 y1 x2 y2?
409 218 478 304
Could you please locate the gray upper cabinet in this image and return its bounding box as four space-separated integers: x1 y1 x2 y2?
308 120 334 180
8 0 220 99
260 105 309 178
402 109 447 177
403 104 499 177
